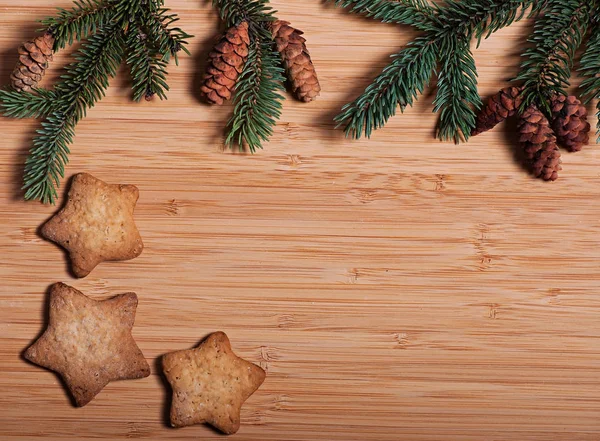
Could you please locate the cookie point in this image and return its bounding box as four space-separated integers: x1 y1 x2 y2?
121 292 139 304
51 281 69 290
23 346 37 362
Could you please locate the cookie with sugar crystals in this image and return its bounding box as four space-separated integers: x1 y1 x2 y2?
24 283 150 406
41 172 143 278
162 332 266 434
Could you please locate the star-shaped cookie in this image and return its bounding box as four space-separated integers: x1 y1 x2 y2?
41 173 143 278
162 332 266 434
24 283 150 406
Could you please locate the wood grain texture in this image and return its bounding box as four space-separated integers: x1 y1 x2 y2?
1 1 600 440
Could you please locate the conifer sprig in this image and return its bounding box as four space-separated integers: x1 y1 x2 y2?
212 0 276 27
434 35 481 143
0 0 190 203
209 0 295 151
433 0 539 44
144 8 193 64
226 34 285 152
0 89 58 119
333 0 536 142
41 0 114 50
330 0 437 30
24 24 125 204
578 13 600 141
335 37 437 139
125 25 169 101
516 0 591 115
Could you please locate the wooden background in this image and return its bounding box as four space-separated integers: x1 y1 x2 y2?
1 1 600 440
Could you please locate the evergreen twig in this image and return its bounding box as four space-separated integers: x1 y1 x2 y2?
24 24 125 204
578 11 600 141
516 0 591 115
330 0 437 30
0 89 58 119
41 0 114 50
210 0 289 151
0 0 190 203
212 0 276 27
226 32 285 152
126 24 169 101
335 37 437 139
144 8 193 64
334 0 537 142
434 35 481 143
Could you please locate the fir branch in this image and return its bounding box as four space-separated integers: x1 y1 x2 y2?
23 24 125 203
125 24 169 101
225 31 285 152
336 0 534 140
434 35 480 143
144 8 193 64
434 0 535 44
516 0 591 115
1 0 188 203
212 0 276 28
579 18 600 142
41 0 114 50
0 89 59 119
329 0 437 31
335 37 437 139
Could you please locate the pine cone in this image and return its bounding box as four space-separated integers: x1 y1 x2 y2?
472 87 523 136
550 95 590 152
272 20 321 103
200 22 250 105
517 105 562 181
11 32 55 92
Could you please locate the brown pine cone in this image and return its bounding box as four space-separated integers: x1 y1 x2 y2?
11 32 55 92
271 20 320 103
517 105 562 181
550 95 591 152
200 21 250 105
472 86 523 136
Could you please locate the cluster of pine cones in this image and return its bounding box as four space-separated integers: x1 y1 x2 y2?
200 20 320 105
473 87 591 181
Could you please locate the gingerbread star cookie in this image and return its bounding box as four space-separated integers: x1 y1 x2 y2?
162 332 266 434
24 283 150 406
41 173 143 278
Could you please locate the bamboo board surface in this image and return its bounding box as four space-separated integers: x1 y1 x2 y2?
1 1 600 440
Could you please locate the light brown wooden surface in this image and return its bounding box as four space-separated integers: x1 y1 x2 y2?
1 2 600 440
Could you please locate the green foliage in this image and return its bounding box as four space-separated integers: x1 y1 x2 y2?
226 35 285 152
434 35 480 143
143 8 193 64
516 0 591 115
125 24 169 101
330 0 436 30
211 0 293 152
41 0 113 50
334 0 536 141
336 0 600 149
0 0 190 203
335 37 437 139
212 0 276 27
0 89 58 118
579 14 600 142
433 0 537 44
25 24 125 204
